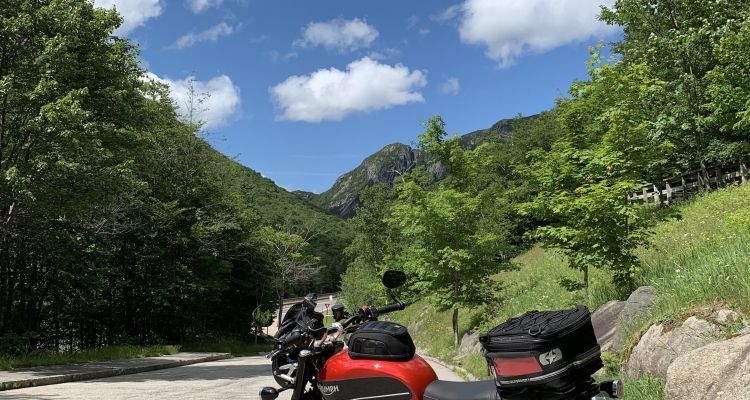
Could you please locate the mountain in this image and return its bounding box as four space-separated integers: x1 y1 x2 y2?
303 143 435 217
303 116 532 218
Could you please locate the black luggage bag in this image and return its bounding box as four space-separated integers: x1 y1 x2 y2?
348 320 416 361
479 306 603 399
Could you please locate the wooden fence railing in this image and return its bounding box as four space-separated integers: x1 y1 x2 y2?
627 162 749 205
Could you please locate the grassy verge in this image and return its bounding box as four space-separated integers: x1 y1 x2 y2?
393 184 750 398
180 338 273 357
622 184 750 344
0 345 179 370
0 337 274 370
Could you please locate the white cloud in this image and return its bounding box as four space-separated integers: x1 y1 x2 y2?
250 35 268 44
293 18 379 52
146 73 241 129
444 0 618 68
440 77 460 95
267 51 298 62
270 57 427 123
367 48 401 61
419 28 430 37
94 0 163 36
186 0 223 13
431 5 461 23
171 22 234 49
406 15 419 29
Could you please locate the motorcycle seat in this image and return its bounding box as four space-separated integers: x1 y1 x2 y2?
423 380 499 400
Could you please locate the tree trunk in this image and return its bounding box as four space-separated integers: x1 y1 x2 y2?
452 308 459 348
584 266 589 294
700 160 712 192
453 269 459 347
277 290 284 329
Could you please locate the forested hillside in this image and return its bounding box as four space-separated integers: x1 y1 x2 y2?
237 166 353 293
0 0 348 355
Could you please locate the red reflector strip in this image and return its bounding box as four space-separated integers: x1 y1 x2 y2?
491 357 542 377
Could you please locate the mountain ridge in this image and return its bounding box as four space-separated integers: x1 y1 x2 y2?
300 115 534 218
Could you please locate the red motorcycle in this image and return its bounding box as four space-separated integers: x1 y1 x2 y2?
259 271 623 400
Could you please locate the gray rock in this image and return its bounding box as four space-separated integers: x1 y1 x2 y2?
713 309 740 326
453 331 482 361
591 300 626 352
625 317 719 378
665 331 750 399
611 286 657 352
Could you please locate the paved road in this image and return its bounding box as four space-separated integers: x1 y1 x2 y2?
0 356 462 400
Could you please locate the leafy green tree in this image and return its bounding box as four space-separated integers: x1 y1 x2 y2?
519 45 668 290
389 116 503 347
705 14 750 158
0 0 272 350
258 225 321 325
0 0 155 347
600 0 750 185
340 184 402 309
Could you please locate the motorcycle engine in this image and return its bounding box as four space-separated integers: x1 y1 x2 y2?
271 350 298 387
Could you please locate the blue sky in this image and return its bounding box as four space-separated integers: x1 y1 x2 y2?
94 0 621 194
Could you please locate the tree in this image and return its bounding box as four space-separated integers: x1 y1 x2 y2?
599 0 750 187
0 0 155 348
705 13 750 159
388 116 503 347
258 225 321 326
519 45 667 291
340 184 402 310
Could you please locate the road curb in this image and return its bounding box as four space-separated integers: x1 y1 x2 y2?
0 353 231 391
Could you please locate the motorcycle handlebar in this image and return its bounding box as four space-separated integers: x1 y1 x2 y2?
374 303 403 314
341 312 361 328
280 332 303 347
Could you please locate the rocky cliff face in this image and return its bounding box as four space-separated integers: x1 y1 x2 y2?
308 143 432 217
302 116 531 218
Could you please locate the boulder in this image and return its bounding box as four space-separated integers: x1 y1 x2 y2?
625 316 719 378
665 330 750 399
453 330 482 361
591 300 626 352
611 286 657 352
713 309 740 326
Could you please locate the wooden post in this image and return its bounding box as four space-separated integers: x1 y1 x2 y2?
715 166 723 188
741 163 748 184
665 182 672 204
653 184 661 205
642 187 649 204
681 175 688 199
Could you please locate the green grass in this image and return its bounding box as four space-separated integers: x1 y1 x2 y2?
390 246 621 380
616 184 750 349
0 337 274 370
0 345 179 370
392 184 750 398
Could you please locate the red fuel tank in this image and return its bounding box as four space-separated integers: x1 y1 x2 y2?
317 351 438 400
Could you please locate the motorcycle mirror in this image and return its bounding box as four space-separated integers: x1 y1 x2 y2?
332 304 345 321
382 270 407 289
260 387 279 400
